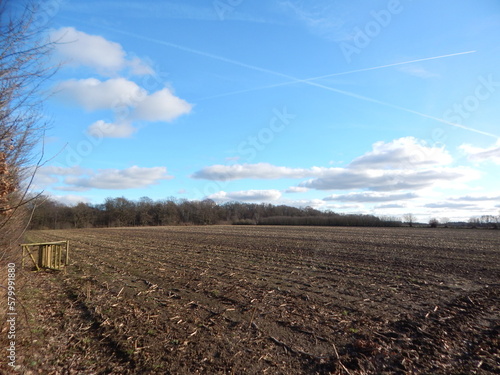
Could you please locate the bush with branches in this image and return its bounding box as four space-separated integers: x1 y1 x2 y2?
1 0 55 316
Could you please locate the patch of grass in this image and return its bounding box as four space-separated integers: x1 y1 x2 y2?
31 327 45 335
82 337 92 345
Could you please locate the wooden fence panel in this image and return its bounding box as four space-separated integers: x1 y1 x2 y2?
21 241 69 271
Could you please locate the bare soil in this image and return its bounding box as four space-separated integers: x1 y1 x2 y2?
2 226 499 374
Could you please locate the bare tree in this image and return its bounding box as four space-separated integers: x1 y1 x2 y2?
403 213 415 227
1 0 56 288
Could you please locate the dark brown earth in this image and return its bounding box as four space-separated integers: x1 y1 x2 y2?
2 226 499 374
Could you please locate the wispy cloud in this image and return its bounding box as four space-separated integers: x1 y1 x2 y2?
208 190 282 203
49 194 91 206
424 202 477 209
278 1 352 42
285 186 309 193
66 166 172 190
375 203 406 209
324 192 418 203
42 166 173 191
398 65 439 78
460 140 500 164
450 194 500 202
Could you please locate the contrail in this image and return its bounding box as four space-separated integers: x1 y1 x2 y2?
68 19 496 139
306 50 476 80
198 51 477 100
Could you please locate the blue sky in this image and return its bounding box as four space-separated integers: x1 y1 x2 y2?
32 0 500 222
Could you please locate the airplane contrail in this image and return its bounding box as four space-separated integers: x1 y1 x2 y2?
69 19 496 139
198 51 477 100
306 50 477 80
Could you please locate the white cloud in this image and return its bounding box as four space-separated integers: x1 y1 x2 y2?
208 190 282 202
127 56 155 76
301 167 478 191
56 78 192 137
192 138 479 193
285 186 309 193
349 137 452 169
449 194 500 202
424 202 477 209
50 27 191 138
33 166 87 189
38 165 86 176
51 27 153 76
193 163 477 192
323 203 363 210
53 186 91 192
56 78 145 111
324 192 418 202
132 88 192 122
193 138 455 181
192 162 325 180
459 140 500 165
64 166 172 190
375 203 406 209
87 120 136 138
50 194 90 206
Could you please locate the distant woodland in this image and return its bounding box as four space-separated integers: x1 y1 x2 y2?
29 196 404 229
28 196 498 230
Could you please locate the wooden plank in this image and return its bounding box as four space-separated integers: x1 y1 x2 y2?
56 245 61 269
20 241 68 246
28 246 39 271
22 245 40 271
65 240 69 265
48 245 52 268
38 245 43 268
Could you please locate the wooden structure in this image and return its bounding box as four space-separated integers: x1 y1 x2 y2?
21 241 69 271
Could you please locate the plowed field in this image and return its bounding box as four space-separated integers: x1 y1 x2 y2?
11 226 500 374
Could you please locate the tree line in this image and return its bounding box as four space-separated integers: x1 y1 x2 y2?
28 196 403 229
